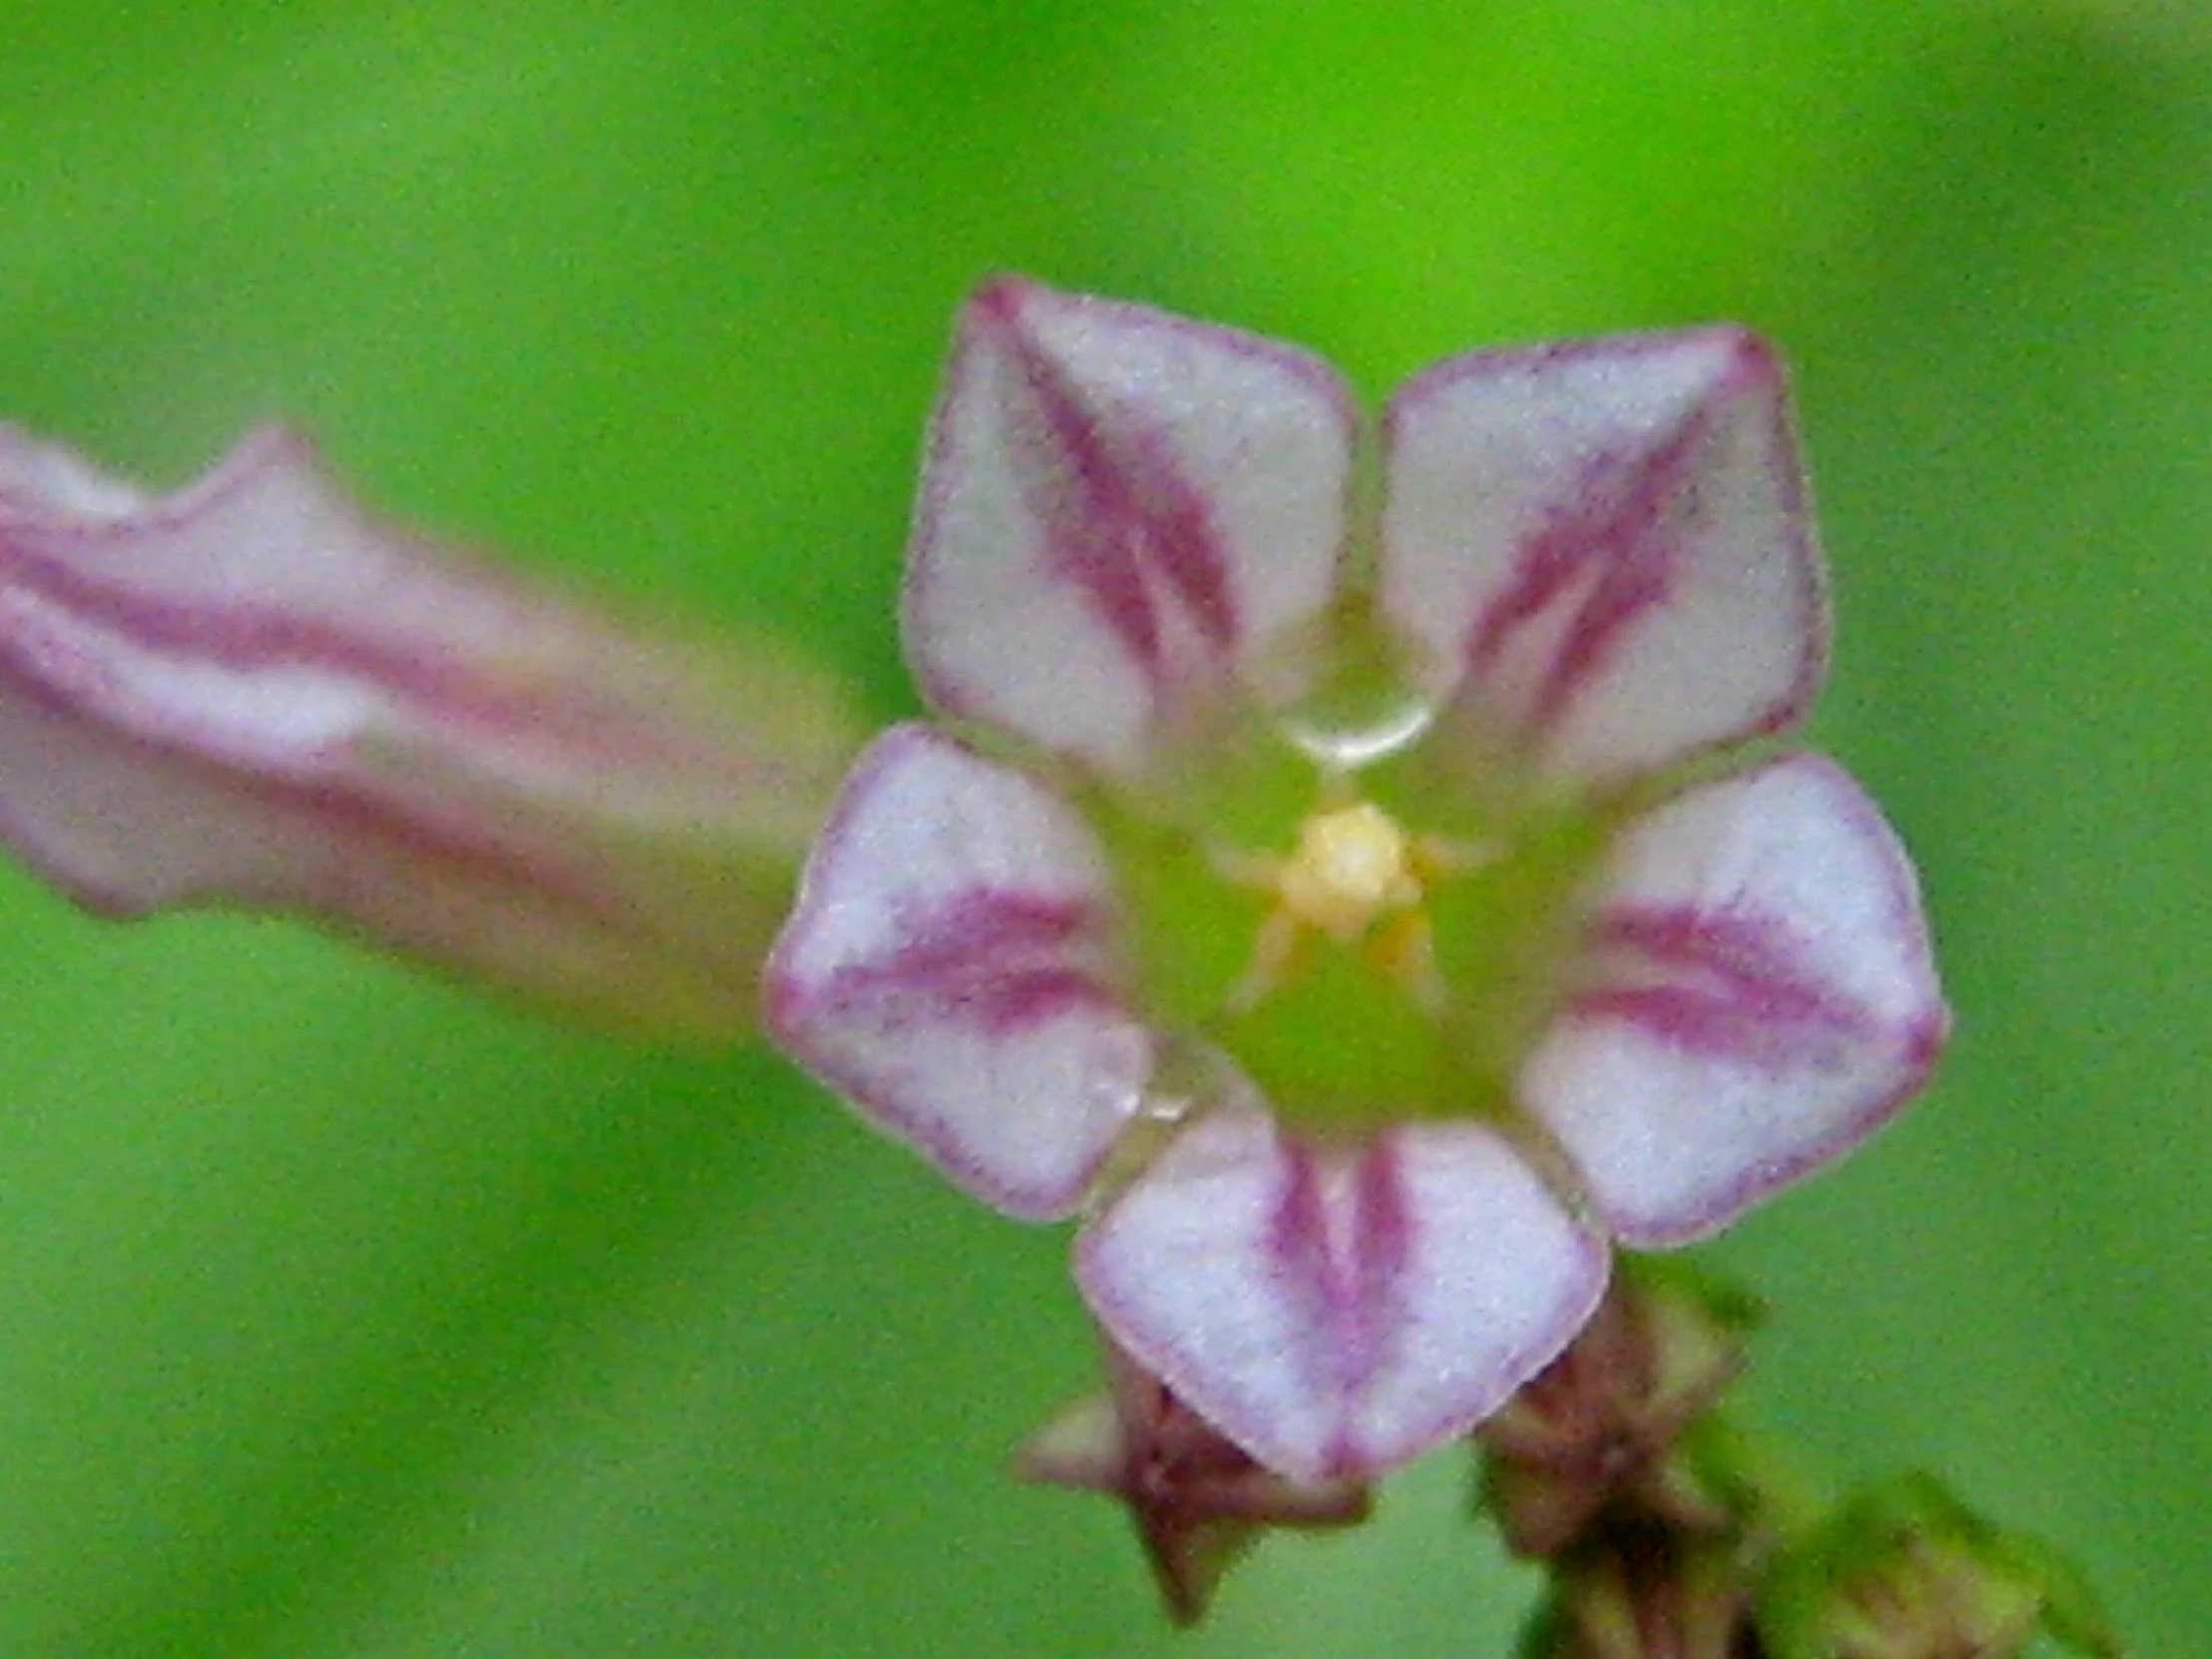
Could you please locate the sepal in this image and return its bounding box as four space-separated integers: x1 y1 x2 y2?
1477 1263 1761 1557
1519 1531 1751 1659
1016 1338 1372 1626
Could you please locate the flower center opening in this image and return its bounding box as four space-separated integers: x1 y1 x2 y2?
1087 711 1609 1138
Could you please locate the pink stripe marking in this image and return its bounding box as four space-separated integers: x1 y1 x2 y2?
814 887 1115 1036
1268 1148 1349 1397
0 466 737 777
1465 396 1712 740
1265 1137 1414 1442
1576 904 1876 1066
0 653 662 940
1345 1143 1412 1393
981 284 1239 675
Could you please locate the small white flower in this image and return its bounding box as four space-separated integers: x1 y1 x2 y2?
768 277 1947 1482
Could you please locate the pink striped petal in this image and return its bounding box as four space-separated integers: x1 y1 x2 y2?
764 725 1152 1221
1380 327 1826 788
1519 754 1948 1247
0 425 859 1038
903 276 1357 776
1077 1103 1608 1481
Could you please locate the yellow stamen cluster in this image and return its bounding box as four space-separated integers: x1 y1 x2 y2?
1222 799 1469 1015
1277 803 1422 943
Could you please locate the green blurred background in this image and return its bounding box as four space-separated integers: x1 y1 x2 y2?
2 4 2204 1654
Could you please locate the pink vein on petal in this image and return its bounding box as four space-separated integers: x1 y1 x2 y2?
1574 905 1879 1068
0 431 752 778
1345 1145 1415 1417
1268 1151 1351 1392
980 282 1239 677
1464 400 1710 742
0 652 632 924
1266 1141 1418 1469
811 887 1117 1037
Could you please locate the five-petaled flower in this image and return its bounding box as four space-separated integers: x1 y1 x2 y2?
767 276 1948 1483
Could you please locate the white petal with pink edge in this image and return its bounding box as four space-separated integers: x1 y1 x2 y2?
1077 1103 1608 1482
903 276 1357 777
765 724 1153 1222
1380 327 1826 788
1519 753 1948 1247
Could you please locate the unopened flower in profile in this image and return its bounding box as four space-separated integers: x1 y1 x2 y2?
0 423 861 1038
768 276 1948 1483
1018 1336 1371 1626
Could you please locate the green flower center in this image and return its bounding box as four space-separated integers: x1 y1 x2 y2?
1087 702 1610 1139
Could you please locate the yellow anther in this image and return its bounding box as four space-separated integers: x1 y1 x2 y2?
1276 802 1423 944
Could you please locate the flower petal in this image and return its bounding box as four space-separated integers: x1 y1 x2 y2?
1077 1102 1608 1481
0 424 860 1038
764 724 1152 1221
1519 754 1947 1247
1380 327 1826 788
903 276 1357 776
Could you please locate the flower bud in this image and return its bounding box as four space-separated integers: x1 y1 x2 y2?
1017 1338 1372 1625
1479 1264 1761 1557
1758 1473 2121 1659
0 424 862 1037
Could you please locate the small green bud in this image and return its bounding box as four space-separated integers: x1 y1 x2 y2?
1758 1472 2122 1659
